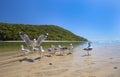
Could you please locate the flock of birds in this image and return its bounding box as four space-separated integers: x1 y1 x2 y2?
19 32 92 57
19 32 74 57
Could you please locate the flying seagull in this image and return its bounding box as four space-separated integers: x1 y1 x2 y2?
19 32 48 47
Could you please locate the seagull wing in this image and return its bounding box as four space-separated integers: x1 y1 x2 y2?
19 32 31 46
36 35 47 46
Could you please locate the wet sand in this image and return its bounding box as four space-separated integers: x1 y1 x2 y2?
0 45 120 77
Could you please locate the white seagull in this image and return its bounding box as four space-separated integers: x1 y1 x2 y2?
19 32 48 51
39 46 45 57
83 42 93 56
20 45 30 55
68 43 74 54
48 45 57 55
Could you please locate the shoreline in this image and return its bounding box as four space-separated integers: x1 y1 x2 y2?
0 40 86 42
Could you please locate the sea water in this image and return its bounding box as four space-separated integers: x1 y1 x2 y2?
81 40 120 49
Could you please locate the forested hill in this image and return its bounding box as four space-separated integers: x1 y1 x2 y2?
0 23 87 41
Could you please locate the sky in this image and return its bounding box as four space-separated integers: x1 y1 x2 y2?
0 0 120 41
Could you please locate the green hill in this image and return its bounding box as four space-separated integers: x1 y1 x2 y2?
0 22 87 41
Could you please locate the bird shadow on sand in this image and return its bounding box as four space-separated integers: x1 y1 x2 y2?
19 56 42 62
56 54 64 56
44 54 52 57
34 57 41 60
82 54 91 57
19 58 34 62
12 54 25 58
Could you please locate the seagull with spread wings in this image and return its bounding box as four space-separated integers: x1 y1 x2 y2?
19 32 48 51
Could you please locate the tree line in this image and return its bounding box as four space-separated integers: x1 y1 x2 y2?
0 22 87 41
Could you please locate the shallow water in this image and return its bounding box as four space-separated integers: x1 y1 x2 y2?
0 41 120 77
0 41 84 52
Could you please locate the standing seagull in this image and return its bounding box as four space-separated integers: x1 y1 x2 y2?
39 46 45 57
19 32 48 51
20 45 30 55
68 43 74 54
48 45 58 55
58 45 66 55
84 42 92 50
83 42 93 56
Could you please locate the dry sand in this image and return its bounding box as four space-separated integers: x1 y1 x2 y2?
0 46 120 77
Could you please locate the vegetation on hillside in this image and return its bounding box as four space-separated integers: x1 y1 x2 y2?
0 22 87 41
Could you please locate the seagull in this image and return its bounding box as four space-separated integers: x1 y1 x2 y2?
83 42 93 56
20 45 30 55
39 46 44 53
69 43 73 49
58 45 67 55
19 32 48 51
32 46 39 51
58 45 67 50
39 46 45 57
48 45 57 55
48 45 57 51
68 43 74 54
83 42 92 51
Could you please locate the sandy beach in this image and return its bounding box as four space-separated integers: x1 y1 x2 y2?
0 44 120 77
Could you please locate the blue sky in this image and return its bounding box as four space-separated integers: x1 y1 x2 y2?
0 0 120 41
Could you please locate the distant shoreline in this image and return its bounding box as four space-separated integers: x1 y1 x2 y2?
0 40 85 42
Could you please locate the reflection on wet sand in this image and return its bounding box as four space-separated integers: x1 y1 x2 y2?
0 44 120 77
